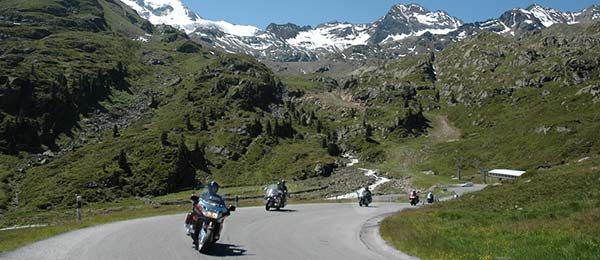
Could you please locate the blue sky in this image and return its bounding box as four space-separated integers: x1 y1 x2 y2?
182 0 599 29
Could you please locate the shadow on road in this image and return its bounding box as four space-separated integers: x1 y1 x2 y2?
205 243 247 257
271 209 297 213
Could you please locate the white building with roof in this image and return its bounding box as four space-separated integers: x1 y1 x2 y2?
487 169 526 180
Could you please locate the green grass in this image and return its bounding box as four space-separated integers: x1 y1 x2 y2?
381 160 600 259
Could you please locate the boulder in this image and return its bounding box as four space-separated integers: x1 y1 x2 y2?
176 41 201 53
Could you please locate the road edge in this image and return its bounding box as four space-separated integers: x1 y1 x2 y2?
359 209 419 260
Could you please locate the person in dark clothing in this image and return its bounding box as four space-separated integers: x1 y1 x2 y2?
277 179 288 194
277 179 289 205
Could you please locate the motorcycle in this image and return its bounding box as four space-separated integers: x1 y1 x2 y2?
358 189 372 207
264 184 286 211
427 194 434 204
188 193 236 253
409 194 419 206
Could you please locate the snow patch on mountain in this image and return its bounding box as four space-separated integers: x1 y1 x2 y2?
195 20 259 37
287 23 370 51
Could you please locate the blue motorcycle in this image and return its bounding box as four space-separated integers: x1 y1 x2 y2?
190 193 236 253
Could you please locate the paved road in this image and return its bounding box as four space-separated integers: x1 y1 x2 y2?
1 203 417 260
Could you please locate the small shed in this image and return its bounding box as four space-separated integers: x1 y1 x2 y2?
487 169 526 180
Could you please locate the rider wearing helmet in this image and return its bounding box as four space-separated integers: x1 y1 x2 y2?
427 191 434 203
276 179 289 205
410 190 417 197
190 181 229 244
277 179 288 194
362 185 372 199
206 181 220 196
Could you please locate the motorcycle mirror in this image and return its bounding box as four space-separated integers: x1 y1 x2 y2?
228 205 236 212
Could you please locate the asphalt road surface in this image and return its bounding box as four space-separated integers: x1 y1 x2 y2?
1 203 417 260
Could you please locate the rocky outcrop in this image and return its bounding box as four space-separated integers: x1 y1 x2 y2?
266 23 312 40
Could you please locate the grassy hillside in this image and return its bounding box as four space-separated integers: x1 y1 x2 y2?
380 21 600 259
0 0 340 215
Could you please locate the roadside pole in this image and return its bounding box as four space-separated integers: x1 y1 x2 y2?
480 169 488 184
455 156 464 180
76 194 82 222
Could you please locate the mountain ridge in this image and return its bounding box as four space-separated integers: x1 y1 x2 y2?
121 1 600 62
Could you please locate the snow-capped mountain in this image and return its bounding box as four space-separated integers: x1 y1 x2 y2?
473 4 599 36
121 0 600 62
371 3 463 43
121 0 259 36
121 0 466 61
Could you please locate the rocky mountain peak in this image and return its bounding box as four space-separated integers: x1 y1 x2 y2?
266 23 312 39
578 5 600 22
370 3 463 44
390 3 428 14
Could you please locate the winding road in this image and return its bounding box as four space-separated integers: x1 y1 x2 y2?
1 203 417 260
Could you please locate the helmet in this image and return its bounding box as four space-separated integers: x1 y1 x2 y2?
280 179 286 185
207 181 219 195
365 185 370 190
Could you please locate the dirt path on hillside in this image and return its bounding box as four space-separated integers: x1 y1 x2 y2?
428 115 461 143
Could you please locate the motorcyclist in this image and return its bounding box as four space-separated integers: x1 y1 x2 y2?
427 191 434 204
277 179 289 205
359 185 372 206
190 181 229 245
410 190 417 198
363 186 372 197
277 179 288 194
409 190 419 205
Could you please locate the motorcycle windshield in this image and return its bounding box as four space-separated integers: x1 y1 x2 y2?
199 193 228 213
265 184 283 197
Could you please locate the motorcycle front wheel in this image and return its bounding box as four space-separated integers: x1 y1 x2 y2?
198 228 213 253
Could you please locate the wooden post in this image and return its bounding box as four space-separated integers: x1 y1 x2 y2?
456 156 464 180
76 194 82 222
481 169 488 184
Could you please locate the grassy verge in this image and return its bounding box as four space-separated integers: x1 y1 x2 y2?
380 159 600 259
